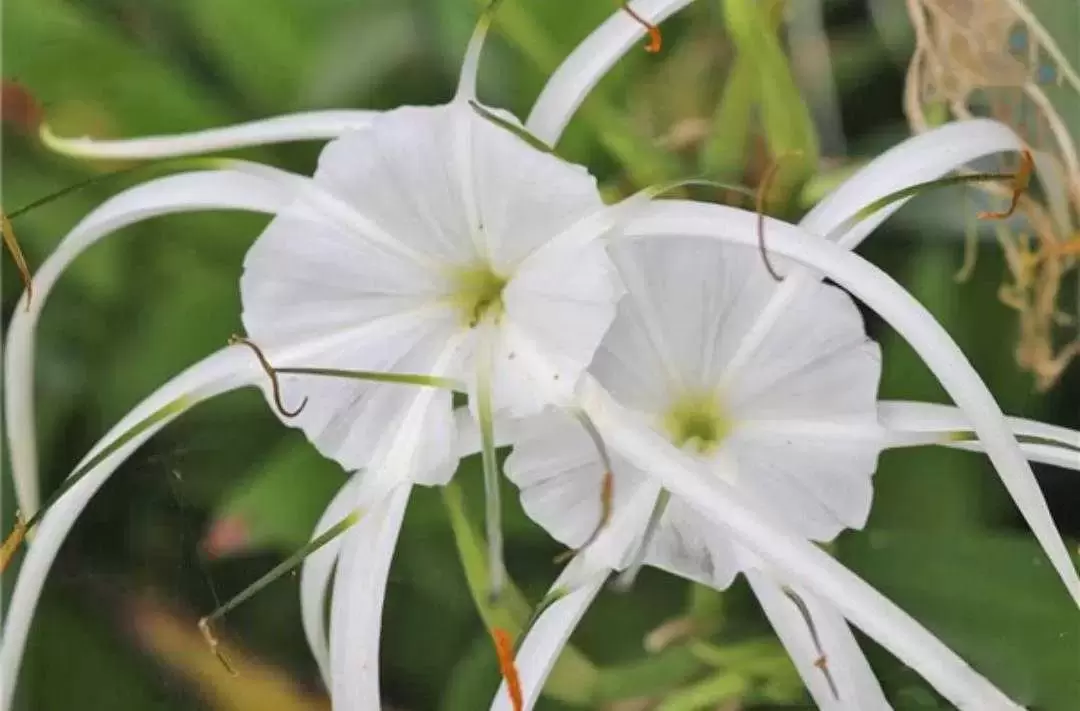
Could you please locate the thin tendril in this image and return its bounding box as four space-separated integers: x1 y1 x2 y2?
621 3 663 53
1 212 33 309
782 587 839 700
977 149 1033 220
615 489 671 590
198 511 360 673
756 151 805 282
228 335 307 417
0 511 28 572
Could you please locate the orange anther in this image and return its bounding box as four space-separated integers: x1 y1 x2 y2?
492 627 523 711
978 150 1033 220
621 3 662 53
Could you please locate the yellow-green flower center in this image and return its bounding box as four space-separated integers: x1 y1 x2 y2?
449 264 507 327
662 392 731 454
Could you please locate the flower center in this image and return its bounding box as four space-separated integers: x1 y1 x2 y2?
662 392 730 455
450 264 507 327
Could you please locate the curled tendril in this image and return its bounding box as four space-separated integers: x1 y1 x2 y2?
492 627 524 711
621 3 662 53
756 151 804 282
977 149 1034 220
228 335 307 417
782 587 839 700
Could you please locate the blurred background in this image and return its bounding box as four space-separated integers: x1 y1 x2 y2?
1 0 1078 709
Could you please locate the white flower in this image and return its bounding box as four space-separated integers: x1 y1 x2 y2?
0 11 623 710
509 237 882 583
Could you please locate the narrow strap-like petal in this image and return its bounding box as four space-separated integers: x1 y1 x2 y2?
300 473 364 687
525 0 693 146
580 377 1023 709
0 346 259 711
40 111 375 160
722 119 1023 383
744 565 891 711
878 400 1080 470
4 170 294 517
624 200 1080 609
328 484 412 710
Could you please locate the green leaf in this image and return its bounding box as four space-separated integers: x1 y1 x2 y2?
840 531 1080 710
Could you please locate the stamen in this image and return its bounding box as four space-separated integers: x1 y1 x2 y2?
198 510 360 671
615 489 671 590
492 627 524 711
756 151 805 282
781 587 839 700
197 618 238 677
621 3 663 54
1 212 33 309
228 335 307 417
977 149 1033 220
0 511 28 572
476 326 506 601
555 410 617 563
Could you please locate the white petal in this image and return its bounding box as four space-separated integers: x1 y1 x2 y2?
744 565 891 711
623 200 1080 606
526 0 695 145
40 111 376 159
878 401 1080 470
580 377 1022 710
0 347 259 711
312 104 603 270
507 409 650 555
801 119 1023 248
723 119 1023 382
5 170 295 517
725 426 880 540
507 409 739 589
300 473 364 688
878 400 1080 449
328 484 412 711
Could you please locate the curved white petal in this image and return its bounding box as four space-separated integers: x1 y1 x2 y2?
723 119 1023 383
40 111 376 160
580 378 1022 710
328 484 412 711
744 565 890 711
878 401 1080 449
300 472 364 687
0 347 260 711
801 119 1023 247
4 170 296 517
526 0 695 145
878 400 1080 470
623 200 1080 607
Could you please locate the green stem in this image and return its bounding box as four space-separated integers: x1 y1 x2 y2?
441 480 599 705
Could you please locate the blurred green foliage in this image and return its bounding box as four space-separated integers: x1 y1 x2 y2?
2 1 1078 710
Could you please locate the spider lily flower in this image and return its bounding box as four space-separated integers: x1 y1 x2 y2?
1 8 626 709
497 236 1080 710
